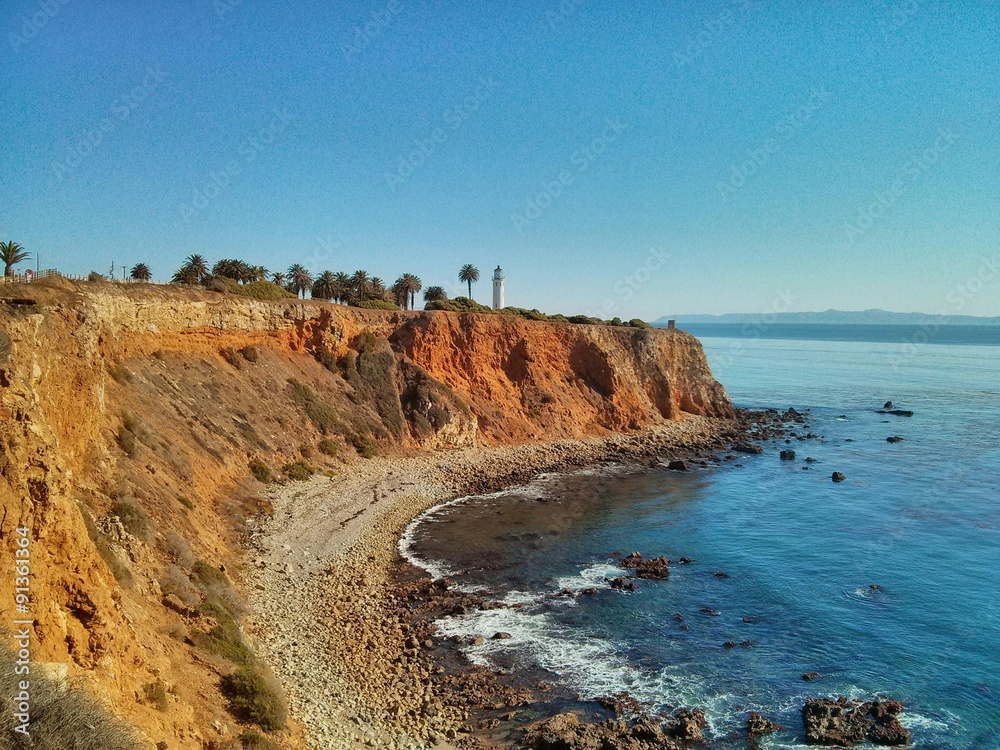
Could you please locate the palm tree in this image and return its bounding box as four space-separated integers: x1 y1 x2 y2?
249 265 268 282
0 242 30 278
369 277 387 302
423 286 447 303
350 270 370 302
458 264 480 299
394 273 422 310
270 271 286 288
129 263 152 282
392 277 409 309
287 264 312 298
332 272 351 304
213 259 253 283
183 254 209 282
171 265 199 284
312 271 337 301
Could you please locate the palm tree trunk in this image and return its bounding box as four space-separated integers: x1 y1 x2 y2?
467 280 472 298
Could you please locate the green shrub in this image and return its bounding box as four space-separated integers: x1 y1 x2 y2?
355 331 378 352
348 432 377 458
158 564 200 608
354 298 399 310
239 730 282 750
161 530 195 568
177 494 194 510
282 461 313 481
88 271 106 282
248 457 274 484
142 680 169 711
109 497 149 539
0 640 142 748
240 346 259 363
286 379 341 434
318 438 339 456
424 296 493 314
192 560 230 591
313 348 337 371
221 665 287 731
206 277 230 293
192 616 254 665
221 346 243 369
626 318 652 329
568 314 602 325
117 428 138 457
108 362 133 384
232 280 295 300
499 306 549 321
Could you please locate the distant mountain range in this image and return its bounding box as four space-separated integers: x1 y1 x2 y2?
653 309 1000 327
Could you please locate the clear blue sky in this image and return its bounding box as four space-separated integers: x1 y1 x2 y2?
2 1 998 318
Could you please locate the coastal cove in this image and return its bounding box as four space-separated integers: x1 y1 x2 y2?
244 414 775 749
397 334 1000 749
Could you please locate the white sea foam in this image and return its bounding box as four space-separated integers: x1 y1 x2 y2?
554 561 623 592
433 604 707 709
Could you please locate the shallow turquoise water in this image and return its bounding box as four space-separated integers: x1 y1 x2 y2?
403 335 1000 748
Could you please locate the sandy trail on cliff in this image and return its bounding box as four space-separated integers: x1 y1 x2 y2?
245 417 738 750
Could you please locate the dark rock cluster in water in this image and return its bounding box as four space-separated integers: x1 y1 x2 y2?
802 697 911 746
619 551 671 580
521 707 707 749
747 711 784 737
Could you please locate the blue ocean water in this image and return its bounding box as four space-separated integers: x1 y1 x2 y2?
402 333 1000 748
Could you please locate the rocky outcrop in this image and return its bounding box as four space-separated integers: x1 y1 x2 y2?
522 709 707 749
747 711 783 737
802 697 911 746
390 310 733 443
620 552 671 580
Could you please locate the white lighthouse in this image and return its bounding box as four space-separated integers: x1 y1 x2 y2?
492 265 505 310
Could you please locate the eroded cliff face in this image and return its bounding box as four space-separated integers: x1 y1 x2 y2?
391 312 732 442
0 280 732 747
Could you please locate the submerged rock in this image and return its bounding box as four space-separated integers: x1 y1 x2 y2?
608 576 637 592
878 409 914 417
733 443 764 455
802 697 911 746
780 449 797 460
886 436 905 443
747 711 784 737
832 472 847 483
666 459 688 471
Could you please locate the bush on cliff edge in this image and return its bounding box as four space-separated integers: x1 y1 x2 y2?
220 665 287 731
0 638 142 748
